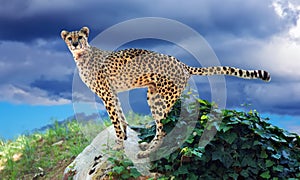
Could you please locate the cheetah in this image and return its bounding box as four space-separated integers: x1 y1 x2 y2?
61 27 271 158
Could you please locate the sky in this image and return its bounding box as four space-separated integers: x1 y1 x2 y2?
0 0 300 140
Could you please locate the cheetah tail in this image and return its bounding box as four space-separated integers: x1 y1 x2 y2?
187 66 271 82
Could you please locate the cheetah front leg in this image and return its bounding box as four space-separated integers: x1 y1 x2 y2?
95 86 127 150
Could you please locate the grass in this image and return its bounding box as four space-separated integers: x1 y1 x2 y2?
0 112 153 180
0 120 96 179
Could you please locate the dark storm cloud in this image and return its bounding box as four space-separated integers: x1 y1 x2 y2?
0 0 145 42
30 75 73 100
0 0 293 42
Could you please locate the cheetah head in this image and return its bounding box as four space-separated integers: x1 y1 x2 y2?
61 27 90 52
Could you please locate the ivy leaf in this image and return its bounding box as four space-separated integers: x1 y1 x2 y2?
222 132 238 144
219 123 233 133
175 166 188 175
228 173 239 179
241 142 252 149
241 120 252 126
130 168 141 178
212 151 222 161
266 160 275 167
191 149 203 158
121 173 130 179
222 153 234 168
283 131 297 138
113 166 125 174
122 159 133 167
260 171 271 179
198 99 208 105
201 114 209 120
260 150 268 159
187 173 198 180
271 153 281 160
241 169 249 178
271 136 287 143
227 120 240 125
164 165 172 171
266 146 275 152
282 150 290 159
241 155 255 167
273 165 284 172
212 151 233 168
253 140 262 146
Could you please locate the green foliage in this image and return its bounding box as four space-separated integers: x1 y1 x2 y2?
106 149 141 179
139 98 300 179
126 111 153 126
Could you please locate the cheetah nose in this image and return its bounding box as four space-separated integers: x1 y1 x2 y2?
72 42 79 47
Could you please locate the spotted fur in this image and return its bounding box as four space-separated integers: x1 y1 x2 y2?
61 27 271 159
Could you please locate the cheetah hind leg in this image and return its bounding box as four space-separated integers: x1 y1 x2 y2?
137 92 167 158
137 80 184 159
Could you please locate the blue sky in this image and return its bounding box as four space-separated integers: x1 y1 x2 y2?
0 0 300 140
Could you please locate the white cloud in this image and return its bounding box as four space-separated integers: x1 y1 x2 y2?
289 18 300 39
272 0 300 39
0 40 73 82
0 84 70 105
273 1 285 18
244 82 300 106
0 40 74 105
247 36 300 80
287 125 300 135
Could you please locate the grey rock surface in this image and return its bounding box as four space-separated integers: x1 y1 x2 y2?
63 125 151 179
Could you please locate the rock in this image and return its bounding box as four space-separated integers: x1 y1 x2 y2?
63 125 152 180
52 140 64 146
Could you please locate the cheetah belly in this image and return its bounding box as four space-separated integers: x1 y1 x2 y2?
108 74 147 93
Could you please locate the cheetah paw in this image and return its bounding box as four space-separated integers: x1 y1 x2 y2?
138 142 149 151
112 144 124 151
112 140 124 150
137 150 150 158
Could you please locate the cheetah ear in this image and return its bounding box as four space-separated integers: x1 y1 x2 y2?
80 27 89 37
61 30 69 40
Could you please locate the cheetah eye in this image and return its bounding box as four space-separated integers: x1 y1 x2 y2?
78 36 83 40
67 37 72 41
